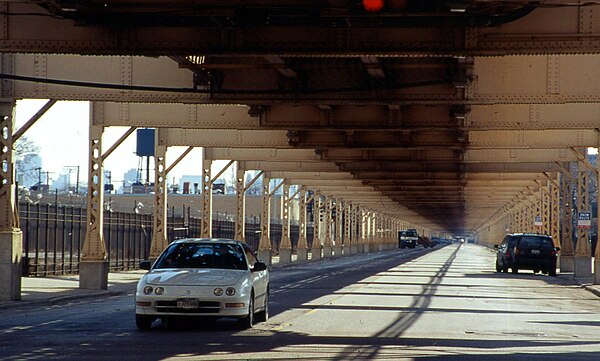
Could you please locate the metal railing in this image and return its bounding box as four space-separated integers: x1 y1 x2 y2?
19 202 312 277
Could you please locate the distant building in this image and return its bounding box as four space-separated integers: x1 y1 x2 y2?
179 175 202 194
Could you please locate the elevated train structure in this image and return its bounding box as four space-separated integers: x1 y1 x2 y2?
1 1 600 299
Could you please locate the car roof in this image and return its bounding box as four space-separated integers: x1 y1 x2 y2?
170 238 245 246
508 233 552 238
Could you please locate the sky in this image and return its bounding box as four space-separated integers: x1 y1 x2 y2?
14 99 223 189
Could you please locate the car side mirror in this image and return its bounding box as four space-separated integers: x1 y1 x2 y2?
555 247 561 252
494 245 499 249
139 260 151 270
252 262 267 272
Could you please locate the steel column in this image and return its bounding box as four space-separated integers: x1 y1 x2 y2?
279 183 292 264
200 150 212 238
149 129 168 259
258 175 272 265
311 194 322 260
344 202 352 255
333 200 343 256
323 195 333 258
296 187 308 261
235 162 246 241
575 158 592 277
560 170 575 271
0 100 22 301
80 103 108 290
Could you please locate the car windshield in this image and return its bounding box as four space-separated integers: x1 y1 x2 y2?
153 242 247 270
406 231 418 237
519 236 554 248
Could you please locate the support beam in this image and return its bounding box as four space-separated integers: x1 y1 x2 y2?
102 126 136 159
13 99 57 141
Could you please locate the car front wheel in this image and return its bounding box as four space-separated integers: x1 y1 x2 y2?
135 314 154 330
239 293 254 329
512 268 519 274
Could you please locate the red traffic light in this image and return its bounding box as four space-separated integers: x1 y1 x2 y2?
363 0 385 12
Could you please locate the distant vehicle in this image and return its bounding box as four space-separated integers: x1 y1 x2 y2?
494 233 560 276
418 235 435 248
135 238 269 330
399 229 419 249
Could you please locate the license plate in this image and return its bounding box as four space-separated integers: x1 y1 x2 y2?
531 249 540 255
177 298 199 309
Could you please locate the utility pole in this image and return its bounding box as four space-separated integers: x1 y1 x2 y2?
65 165 80 194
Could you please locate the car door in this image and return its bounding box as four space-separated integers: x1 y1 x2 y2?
243 244 268 309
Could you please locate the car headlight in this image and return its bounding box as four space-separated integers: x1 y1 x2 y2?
143 286 153 295
155 287 164 295
214 288 224 296
226 287 236 296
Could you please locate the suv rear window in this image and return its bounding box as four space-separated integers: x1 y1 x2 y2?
518 236 554 248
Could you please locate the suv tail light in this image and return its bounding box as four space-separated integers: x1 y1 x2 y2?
505 251 510 257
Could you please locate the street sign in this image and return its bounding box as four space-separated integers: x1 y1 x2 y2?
578 212 592 229
534 216 542 227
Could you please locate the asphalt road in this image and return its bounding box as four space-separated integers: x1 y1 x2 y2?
1 243 600 361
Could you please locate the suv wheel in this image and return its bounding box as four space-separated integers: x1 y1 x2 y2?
512 268 519 274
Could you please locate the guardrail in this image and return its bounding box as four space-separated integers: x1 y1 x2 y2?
18 202 312 277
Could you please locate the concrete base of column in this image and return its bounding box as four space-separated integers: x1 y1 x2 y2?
574 256 592 279
79 260 109 290
0 229 22 301
351 244 358 254
322 246 332 258
258 250 272 266
594 261 600 284
560 255 575 273
310 247 322 261
279 248 292 264
296 248 308 262
333 245 343 257
378 243 385 252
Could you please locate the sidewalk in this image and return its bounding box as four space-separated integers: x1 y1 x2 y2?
0 270 145 310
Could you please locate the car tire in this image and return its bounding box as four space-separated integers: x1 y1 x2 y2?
549 267 557 277
239 292 254 329
256 288 269 323
533 269 539 274
512 268 519 274
135 314 154 330
495 261 502 273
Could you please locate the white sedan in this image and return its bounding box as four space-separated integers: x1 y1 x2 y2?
135 238 269 330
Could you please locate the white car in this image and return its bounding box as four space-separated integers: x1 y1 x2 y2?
135 238 269 330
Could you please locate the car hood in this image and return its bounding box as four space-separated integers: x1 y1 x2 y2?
143 269 246 286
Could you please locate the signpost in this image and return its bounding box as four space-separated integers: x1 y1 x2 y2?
578 212 592 229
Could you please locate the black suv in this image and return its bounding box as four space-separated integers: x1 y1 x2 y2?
494 233 560 276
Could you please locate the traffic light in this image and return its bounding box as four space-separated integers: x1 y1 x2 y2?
363 0 384 12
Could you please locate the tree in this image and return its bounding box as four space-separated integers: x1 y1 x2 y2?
13 136 42 187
